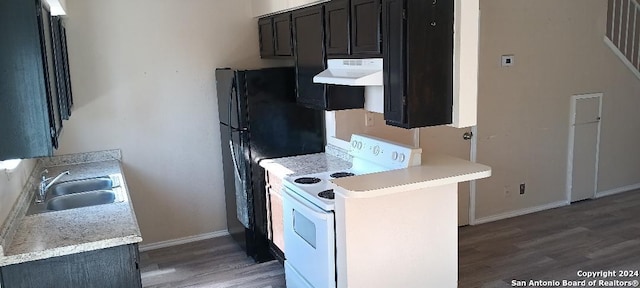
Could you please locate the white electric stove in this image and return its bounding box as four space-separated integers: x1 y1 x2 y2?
282 134 422 288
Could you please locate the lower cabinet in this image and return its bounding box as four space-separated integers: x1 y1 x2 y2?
268 187 285 253
0 244 141 288
265 170 285 262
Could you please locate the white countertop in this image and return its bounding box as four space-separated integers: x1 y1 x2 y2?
332 154 491 198
0 152 142 267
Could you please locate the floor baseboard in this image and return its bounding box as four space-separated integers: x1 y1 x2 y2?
596 183 640 198
139 230 230 252
472 200 568 225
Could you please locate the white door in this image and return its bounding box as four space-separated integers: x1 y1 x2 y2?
567 94 602 202
420 126 474 226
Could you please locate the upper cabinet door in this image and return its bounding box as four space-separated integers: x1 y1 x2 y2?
382 0 454 129
0 0 56 160
274 13 293 56
351 0 381 55
51 17 70 121
382 0 405 126
324 0 350 56
58 19 74 119
258 17 275 58
38 1 62 148
292 5 327 109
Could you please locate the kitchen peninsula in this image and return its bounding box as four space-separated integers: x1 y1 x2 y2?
263 135 490 287
333 153 490 287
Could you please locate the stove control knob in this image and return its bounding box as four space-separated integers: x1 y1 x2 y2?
351 141 358 148
398 153 406 162
392 151 398 160
357 142 363 150
373 145 380 155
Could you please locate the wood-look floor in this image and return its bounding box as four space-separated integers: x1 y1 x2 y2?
139 237 285 288
459 190 640 287
140 190 640 288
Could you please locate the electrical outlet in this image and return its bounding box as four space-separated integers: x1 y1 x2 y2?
520 183 525 195
501 55 515 67
365 112 375 127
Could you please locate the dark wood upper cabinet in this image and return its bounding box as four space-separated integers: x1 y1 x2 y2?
324 0 350 56
259 13 293 59
274 13 293 56
258 17 275 58
382 0 454 129
0 0 75 160
351 0 382 55
292 5 364 110
39 0 62 149
382 0 405 124
292 6 325 108
52 16 73 121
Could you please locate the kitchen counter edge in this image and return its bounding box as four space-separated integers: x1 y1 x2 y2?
332 153 492 198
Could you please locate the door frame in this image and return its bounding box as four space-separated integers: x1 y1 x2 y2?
565 93 603 203
468 125 479 225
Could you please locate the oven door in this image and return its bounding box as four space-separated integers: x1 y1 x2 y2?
283 188 336 288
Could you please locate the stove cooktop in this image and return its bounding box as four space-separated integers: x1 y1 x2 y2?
284 134 423 211
285 170 358 211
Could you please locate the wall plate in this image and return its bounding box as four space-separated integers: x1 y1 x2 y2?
501 55 515 67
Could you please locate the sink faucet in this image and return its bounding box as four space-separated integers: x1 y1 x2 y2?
36 169 70 203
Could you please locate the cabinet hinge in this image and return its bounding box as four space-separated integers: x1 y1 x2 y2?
50 127 56 138
402 9 406 20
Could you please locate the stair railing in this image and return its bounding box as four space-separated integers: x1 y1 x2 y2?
606 0 640 79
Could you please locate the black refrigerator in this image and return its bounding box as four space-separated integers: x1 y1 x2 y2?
216 67 325 262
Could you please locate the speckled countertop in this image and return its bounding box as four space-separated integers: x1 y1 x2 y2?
0 150 142 267
259 151 352 178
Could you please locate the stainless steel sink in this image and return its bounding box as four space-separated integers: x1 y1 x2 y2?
46 190 117 211
50 178 113 197
26 174 124 215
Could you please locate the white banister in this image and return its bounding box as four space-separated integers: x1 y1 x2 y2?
606 0 640 80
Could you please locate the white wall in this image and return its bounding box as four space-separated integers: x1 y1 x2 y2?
0 160 36 228
58 0 262 244
334 110 415 146
474 0 640 219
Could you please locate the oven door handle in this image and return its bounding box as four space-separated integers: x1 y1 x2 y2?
283 189 330 220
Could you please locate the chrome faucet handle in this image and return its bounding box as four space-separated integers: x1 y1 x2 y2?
41 169 49 181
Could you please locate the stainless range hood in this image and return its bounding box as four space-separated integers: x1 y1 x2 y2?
313 58 383 86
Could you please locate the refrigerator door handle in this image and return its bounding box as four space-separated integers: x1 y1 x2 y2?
228 78 235 130
228 77 243 181
228 78 245 131
229 138 242 181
